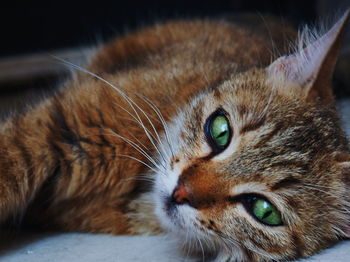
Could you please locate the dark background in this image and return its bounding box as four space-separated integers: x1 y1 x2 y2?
0 0 349 108
0 0 327 57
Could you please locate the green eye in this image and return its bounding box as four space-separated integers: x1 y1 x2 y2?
251 198 282 226
205 110 231 151
211 115 229 147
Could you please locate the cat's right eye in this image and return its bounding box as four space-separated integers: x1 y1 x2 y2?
204 109 232 153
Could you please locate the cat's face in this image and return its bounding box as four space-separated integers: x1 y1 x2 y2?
153 68 350 261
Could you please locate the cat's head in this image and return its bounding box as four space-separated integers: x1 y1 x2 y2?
153 11 350 261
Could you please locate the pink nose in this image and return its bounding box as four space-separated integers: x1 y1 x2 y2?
172 182 190 205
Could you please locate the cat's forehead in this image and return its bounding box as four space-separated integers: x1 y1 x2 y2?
188 69 308 124
178 69 337 168
185 71 278 130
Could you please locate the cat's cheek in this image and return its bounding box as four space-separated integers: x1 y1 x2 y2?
152 176 201 234
211 249 245 262
153 202 174 232
153 167 179 196
154 201 198 233
153 168 182 231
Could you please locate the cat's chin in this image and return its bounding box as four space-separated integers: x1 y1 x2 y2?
153 190 248 261
155 195 197 232
153 189 201 235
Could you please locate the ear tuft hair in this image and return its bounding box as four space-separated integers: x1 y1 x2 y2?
267 10 350 104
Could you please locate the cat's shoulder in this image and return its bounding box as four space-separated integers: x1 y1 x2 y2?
89 15 296 74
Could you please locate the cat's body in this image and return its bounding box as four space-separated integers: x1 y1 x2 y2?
1 13 350 262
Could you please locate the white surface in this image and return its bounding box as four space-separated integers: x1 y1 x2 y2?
0 233 188 262
0 233 350 262
0 99 349 262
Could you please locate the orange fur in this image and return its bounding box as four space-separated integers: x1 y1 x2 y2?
0 14 349 262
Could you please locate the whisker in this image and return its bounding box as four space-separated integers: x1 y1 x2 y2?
54 57 168 168
259 83 277 121
302 182 340 191
257 12 280 62
128 132 150 151
112 101 166 157
106 130 162 170
183 228 192 261
122 95 171 162
217 232 277 261
121 175 155 184
113 154 160 174
301 184 338 199
136 94 175 158
196 235 205 262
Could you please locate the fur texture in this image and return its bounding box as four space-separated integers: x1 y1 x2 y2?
0 13 349 262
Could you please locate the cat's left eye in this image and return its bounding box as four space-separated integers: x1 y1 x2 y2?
243 195 283 226
204 110 232 152
252 198 282 226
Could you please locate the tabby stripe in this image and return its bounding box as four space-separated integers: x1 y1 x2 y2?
268 160 308 171
240 116 266 135
86 114 101 128
52 101 80 148
271 177 301 191
237 104 249 117
32 165 62 210
79 137 104 147
253 123 284 148
97 108 106 126
242 246 255 261
0 149 20 194
98 133 113 148
248 235 266 251
51 101 93 159
48 141 72 177
13 136 34 191
291 232 304 258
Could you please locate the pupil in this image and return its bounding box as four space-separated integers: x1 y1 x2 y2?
262 210 272 220
216 130 227 138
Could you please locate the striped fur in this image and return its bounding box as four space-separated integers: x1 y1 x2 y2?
0 13 349 262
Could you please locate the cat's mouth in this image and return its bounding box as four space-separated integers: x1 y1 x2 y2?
157 189 197 231
154 172 201 233
163 195 187 229
165 195 177 216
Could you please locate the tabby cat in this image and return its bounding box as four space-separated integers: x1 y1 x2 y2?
1 10 350 262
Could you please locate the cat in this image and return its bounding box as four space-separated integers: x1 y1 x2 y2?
0 10 350 262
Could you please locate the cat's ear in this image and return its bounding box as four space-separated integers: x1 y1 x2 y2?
267 10 350 104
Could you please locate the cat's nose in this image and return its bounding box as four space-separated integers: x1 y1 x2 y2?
172 181 190 205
